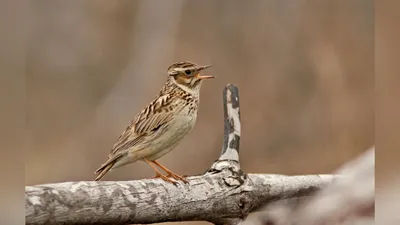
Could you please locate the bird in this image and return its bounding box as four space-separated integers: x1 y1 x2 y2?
94 61 214 184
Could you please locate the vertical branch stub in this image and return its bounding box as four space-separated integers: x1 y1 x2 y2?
210 84 241 171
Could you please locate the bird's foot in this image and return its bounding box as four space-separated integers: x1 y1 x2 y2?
150 160 189 184
153 172 178 185
166 172 189 184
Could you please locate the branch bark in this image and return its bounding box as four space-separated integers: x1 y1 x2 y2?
25 84 336 225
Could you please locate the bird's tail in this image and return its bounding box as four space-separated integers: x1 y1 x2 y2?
94 163 113 181
94 155 122 181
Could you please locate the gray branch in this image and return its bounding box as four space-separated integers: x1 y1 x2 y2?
25 84 336 225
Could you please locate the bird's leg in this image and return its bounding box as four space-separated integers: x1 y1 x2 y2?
152 160 189 183
144 159 177 184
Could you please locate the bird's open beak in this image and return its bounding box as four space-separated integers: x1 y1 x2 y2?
196 65 215 80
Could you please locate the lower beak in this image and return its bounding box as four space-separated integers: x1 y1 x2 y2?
197 75 215 80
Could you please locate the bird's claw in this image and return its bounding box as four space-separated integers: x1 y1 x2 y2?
167 173 189 184
153 173 178 185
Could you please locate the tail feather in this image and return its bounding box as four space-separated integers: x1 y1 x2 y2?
94 163 114 181
94 154 123 181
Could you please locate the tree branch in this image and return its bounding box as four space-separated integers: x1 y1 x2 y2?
25 84 336 225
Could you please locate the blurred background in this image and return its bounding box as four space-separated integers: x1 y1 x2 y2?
25 0 373 189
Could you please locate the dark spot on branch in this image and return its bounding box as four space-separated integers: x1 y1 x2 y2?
205 176 215 185
222 167 246 188
100 186 113 212
229 117 235 130
227 85 240 111
295 185 319 196
147 193 157 205
146 181 157 190
228 134 240 153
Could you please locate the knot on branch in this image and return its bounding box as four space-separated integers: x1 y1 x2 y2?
222 167 247 188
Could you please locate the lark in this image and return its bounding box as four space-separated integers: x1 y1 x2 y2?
94 61 214 183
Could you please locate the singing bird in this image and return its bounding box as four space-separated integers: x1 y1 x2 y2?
94 61 214 183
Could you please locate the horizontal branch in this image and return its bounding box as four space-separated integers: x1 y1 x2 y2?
25 84 337 225
26 172 334 225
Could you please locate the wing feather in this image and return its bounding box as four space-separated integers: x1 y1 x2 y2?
109 94 178 155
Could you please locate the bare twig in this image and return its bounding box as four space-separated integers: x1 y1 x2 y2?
25 84 336 225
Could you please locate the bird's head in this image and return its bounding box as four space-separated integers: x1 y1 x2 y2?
167 61 214 93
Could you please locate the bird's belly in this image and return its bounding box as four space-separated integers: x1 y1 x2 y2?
140 113 196 161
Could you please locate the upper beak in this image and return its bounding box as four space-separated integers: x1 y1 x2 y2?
196 65 215 79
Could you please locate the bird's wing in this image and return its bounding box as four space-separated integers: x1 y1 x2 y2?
109 94 178 156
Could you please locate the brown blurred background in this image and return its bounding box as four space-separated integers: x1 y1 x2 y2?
25 0 373 187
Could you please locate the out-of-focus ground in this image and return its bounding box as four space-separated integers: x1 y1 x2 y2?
24 0 373 186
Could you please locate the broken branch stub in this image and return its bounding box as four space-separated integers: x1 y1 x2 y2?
210 84 241 172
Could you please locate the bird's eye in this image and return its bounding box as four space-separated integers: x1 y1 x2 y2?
184 70 191 75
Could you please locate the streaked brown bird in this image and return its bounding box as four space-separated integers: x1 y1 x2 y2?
94 61 214 183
